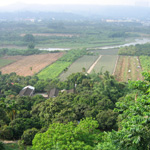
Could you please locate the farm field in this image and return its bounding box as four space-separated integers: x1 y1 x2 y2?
90 48 119 55
59 55 98 81
92 55 118 74
139 56 150 71
0 53 64 76
114 56 143 82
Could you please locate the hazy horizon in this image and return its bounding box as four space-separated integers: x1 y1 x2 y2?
0 0 149 20
1 0 150 7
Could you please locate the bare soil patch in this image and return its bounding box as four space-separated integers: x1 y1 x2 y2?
2 140 18 144
112 56 119 75
0 53 64 76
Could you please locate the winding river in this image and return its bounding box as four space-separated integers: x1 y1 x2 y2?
39 38 150 51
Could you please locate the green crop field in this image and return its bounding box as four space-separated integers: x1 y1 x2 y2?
0 59 15 68
92 55 118 74
139 56 150 71
37 61 71 80
59 55 98 81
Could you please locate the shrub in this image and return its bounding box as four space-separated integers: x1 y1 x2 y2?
0 125 13 140
0 142 5 150
21 128 38 145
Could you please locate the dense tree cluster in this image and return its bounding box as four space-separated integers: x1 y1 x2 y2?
118 43 150 56
1 70 150 149
31 72 150 150
109 31 128 38
0 48 51 57
96 72 150 150
32 118 100 150
0 71 127 148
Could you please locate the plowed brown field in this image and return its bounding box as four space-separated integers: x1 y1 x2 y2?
114 56 143 82
0 53 64 76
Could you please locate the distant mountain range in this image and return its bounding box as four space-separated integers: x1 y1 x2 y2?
0 3 150 20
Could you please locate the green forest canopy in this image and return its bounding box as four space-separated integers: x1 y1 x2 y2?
0 55 150 150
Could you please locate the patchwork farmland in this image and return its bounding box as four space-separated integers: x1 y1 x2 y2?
0 53 64 76
60 48 120 81
0 47 144 82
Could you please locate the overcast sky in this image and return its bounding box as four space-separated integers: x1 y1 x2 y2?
0 0 149 6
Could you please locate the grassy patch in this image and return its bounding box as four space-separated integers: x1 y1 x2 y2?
0 59 15 68
4 143 19 150
140 56 150 71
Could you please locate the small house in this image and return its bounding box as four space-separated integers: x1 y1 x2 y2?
19 85 35 97
48 88 59 98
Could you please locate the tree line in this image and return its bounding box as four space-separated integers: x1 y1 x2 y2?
118 43 150 56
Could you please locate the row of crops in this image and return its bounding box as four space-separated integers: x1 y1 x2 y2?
1 47 150 82
114 56 143 82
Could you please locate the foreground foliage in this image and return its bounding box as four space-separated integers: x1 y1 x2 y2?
32 118 101 150
0 142 5 150
98 72 150 150
0 71 126 144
